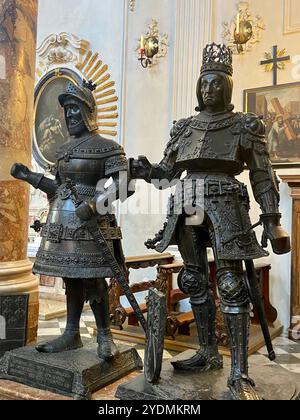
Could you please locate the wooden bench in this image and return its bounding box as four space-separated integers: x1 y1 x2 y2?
108 252 174 329
108 252 278 348
156 261 275 342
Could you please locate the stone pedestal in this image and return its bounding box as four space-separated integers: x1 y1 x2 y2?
0 339 143 399
0 0 39 351
116 351 300 400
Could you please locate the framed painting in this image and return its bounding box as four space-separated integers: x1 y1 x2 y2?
33 68 82 169
244 82 300 168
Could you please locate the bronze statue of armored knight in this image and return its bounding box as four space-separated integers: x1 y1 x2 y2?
11 80 131 361
130 43 291 400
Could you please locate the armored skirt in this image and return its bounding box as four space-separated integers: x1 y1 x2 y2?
154 172 268 261
33 134 128 279
148 111 279 261
34 186 123 278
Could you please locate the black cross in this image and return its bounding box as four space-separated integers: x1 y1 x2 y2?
260 45 290 86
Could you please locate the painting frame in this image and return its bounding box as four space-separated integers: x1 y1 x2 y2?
33 67 82 170
244 81 300 168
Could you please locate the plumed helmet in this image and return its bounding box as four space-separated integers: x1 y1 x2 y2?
58 80 98 132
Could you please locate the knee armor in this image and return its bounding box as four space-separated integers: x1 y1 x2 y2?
217 269 250 313
178 266 209 305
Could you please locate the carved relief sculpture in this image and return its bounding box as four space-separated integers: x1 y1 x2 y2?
36 33 119 140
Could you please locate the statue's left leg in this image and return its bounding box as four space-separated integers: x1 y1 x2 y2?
84 278 119 361
171 224 223 372
216 259 262 400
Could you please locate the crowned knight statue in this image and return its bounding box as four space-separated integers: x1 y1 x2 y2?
130 43 291 400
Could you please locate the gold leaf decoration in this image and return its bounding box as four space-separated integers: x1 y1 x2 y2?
79 50 118 137
36 34 119 138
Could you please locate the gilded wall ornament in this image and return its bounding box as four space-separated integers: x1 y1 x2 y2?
136 19 169 67
128 0 136 12
36 33 119 142
260 45 290 86
222 1 266 54
36 32 89 70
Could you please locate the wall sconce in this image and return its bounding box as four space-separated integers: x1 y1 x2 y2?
137 19 169 68
233 11 253 54
138 35 159 68
222 1 266 55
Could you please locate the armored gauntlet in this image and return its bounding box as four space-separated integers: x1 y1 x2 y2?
260 213 290 255
11 163 58 198
129 156 152 181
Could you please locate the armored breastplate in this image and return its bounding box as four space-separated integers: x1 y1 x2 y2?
58 157 105 186
34 133 126 279
176 112 243 175
56 134 126 187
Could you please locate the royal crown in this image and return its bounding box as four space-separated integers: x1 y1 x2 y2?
201 43 233 76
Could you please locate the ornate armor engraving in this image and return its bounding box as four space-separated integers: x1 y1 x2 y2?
132 43 290 400
33 135 127 279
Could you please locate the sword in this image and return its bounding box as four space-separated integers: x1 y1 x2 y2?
66 180 148 333
245 260 275 361
222 220 263 247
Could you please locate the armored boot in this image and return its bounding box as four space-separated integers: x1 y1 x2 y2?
96 327 119 361
224 312 262 400
89 279 119 361
172 294 223 372
36 279 84 353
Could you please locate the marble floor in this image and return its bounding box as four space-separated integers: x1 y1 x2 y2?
37 310 300 375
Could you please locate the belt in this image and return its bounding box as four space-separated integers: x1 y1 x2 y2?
41 224 122 243
57 184 97 200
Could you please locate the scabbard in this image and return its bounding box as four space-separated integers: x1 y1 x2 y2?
245 260 275 361
85 218 148 333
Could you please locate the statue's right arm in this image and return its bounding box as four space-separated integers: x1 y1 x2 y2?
130 118 190 185
129 154 177 184
11 163 60 199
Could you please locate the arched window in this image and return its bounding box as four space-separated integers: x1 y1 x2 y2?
0 315 6 340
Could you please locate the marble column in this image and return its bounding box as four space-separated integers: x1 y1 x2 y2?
0 0 39 345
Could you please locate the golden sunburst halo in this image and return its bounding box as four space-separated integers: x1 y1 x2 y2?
76 50 118 137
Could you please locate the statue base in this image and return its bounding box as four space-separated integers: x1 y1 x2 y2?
0 338 143 400
116 350 300 400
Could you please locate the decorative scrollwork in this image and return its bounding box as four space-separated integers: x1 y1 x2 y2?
36 32 89 69
36 32 119 138
222 1 266 55
128 0 136 12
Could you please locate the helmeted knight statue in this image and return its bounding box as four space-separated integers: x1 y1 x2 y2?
11 79 136 361
130 43 291 400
